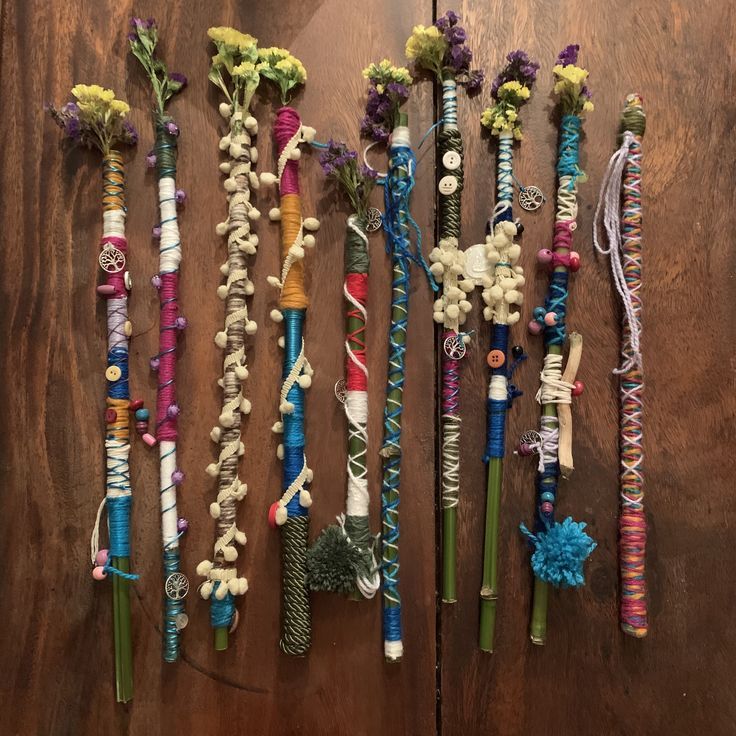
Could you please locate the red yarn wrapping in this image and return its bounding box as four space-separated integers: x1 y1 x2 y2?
345 272 368 392
274 106 301 196
156 272 179 441
102 236 128 298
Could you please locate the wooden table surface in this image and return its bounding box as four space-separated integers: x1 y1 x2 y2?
1 1 734 734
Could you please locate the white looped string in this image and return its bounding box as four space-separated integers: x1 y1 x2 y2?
593 131 642 374
362 140 388 180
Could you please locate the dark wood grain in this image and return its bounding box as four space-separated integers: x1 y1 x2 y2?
1 0 735 734
439 1 736 735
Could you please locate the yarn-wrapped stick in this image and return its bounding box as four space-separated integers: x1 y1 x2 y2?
406 11 482 604
48 84 139 701
476 50 537 651
593 94 648 638
129 18 190 662
520 45 597 645
197 27 261 651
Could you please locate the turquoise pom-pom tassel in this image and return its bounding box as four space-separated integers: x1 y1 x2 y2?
520 516 596 588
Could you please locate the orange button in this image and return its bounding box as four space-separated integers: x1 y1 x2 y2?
486 350 505 368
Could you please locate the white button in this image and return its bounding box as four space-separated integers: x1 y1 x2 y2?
442 151 461 170
463 244 490 285
438 175 458 196
124 271 132 290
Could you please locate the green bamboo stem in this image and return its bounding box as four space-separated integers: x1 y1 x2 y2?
113 556 133 702
214 626 228 651
442 508 457 602
479 458 503 651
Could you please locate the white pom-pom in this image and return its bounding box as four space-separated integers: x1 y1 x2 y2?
206 462 219 477
249 171 260 190
289 245 305 260
219 135 231 151
272 422 284 434
234 529 247 545
450 263 464 276
243 281 255 298
227 578 241 594
297 374 311 389
299 489 312 508
462 333 472 344
196 560 214 576
249 147 258 163
219 103 232 119
276 444 284 459
223 545 238 562
459 300 472 313
303 234 316 248
214 581 228 599
301 125 316 142
220 262 230 276
219 411 235 428
219 161 232 174
277 336 285 349
305 467 314 483
238 578 249 595
280 401 294 414
275 505 288 525
460 280 475 293
440 252 454 267
508 311 521 325
269 207 281 221
245 320 257 335
200 580 214 599
229 143 243 158
217 285 228 300
270 309 284 323
210 426 222 442
433 311 445 323
217 378 224 388
430 262 445 278
244 115 257 130
303 217 320 232
214 331 228 349
240 398 251 414
209 502 221 519
483 306 494 320
248 207 261 221
267 275 282 288
289 147 301 160
504 289 519 304
446 304 460 320
429 247 442 262
215 222 229 236
224 177 237 192
235 364 249 380
260 172 277 186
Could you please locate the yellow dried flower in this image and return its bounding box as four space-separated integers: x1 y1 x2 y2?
208 27 257 51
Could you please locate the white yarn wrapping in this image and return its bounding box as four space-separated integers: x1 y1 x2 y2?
535 352 574 406
345 390 369 517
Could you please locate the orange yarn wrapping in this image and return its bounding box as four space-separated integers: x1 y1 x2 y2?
106 398 130 442
279 194 308 309
102 151 125 212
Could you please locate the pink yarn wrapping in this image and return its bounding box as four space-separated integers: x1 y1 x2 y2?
156 272 179 441
442 331 460 415
273 106 301 196
552 219 574 252
102 236 127 298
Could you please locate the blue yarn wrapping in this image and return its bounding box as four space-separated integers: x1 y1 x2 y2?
163 548 184 662
107 347 129 399
543 271 570 347
484 325 510 461
494 133 514 224
557 114 581 180
380 140 436 651
210 583 235 628
282 308 308 516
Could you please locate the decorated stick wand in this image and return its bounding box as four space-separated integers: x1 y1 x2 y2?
593 94 648 638
196 27 261 650
306 141 381 599
361 59 437 661
519 45 596 645
259 48 318 656
129 18 190 661
406 10 483 604
475 50 538 651
48 85 139 701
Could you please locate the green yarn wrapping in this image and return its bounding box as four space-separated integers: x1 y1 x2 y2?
280 515 311 655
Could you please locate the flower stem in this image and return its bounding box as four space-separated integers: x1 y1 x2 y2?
530 576 548 644
479 458 502 651
214 626 228 651
113 557 134 702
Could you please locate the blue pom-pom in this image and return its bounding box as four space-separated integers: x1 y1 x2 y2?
519 516 596 588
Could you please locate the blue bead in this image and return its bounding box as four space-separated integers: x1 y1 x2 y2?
541 492 555 503
533 306 545 320
135 408 150 421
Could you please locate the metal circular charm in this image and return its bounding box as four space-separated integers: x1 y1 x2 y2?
365 207 383 233
518 185 545 211
443 334 467 360
165 572 189 601
334 378 347 404
98 244 126 273
520 430 542 447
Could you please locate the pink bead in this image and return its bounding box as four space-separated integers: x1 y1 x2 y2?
544 312 558 327
528 320 543 336
142 433 157 447
518 442 534 457
97 284 116 296
268 502 280 529
541 502 554 515
537 248 553 264
571 380 585 397
569 251 581 272
92 566 107 581
95 549 109 566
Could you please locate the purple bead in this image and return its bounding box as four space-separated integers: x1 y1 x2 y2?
518 442 534 457
152 226 162 239
177 517 189 533
150 356 160 371
175 316 188 330
175 189 186 204
146 153 157 168
165 121 179 136
167 403 180 419
151 274 162 289
172 470 185 486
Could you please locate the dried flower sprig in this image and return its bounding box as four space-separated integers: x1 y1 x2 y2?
207 27 260 112
405 11 484 92
360 59 412 143
319 140 377 219
481 50 539 139
257 47 307 105
128 18 187 122
553 44 594 116
47 84 137 153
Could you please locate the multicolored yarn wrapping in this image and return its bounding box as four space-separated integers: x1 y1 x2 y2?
306 213 380 598
151 122 188 662
520 109 596 620
426 74 475 603
593 94 648 638
379 124 437 662
265 106 319 656
196 104 259 645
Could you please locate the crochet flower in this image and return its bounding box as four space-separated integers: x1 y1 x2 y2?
361 60 412 142
319 140 376 219
481 49 538 139
552 44 594 115
257 47 307 104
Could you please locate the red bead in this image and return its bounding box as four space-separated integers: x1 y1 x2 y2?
268 502 280 529
129 399 144 411
136 421 148 433
571 380 584 397
518 442 534 457
569 251 581 272
105 408 117 423
541 502 554 515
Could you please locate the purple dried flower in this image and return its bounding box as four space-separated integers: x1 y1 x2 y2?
152 226 162 239
465 69 485 95
150 356 160 371
446 25 466 45
386 82 409 100
165 121 179 136
175 188 186 204
151 274 162 289
64 116 81 140
130 17 154 31
445 10 459 25
123 120 138 144
176 515 188 529
146 152 157 168
448 43 472 72
175 316 188 330
169 72 188 88
557 44 580 67
360 164 378 180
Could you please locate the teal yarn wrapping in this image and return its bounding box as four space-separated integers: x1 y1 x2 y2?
210 583 235 628
380 139 436 656
557 114 582 180
162 547 184 662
